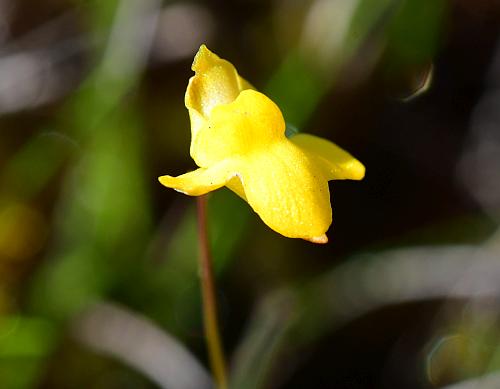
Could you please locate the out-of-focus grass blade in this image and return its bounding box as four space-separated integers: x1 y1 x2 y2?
0 0 145 385
134 188 251 336
385 0 446 66
73 302 213 389
234 245 500 388
0 316 56 358
23 2 158 386
29 0 157 319
384 0 446 100
1 132 76 200
229 291 296 389
0 316 57 389
30 104 152 320
265 51 324 129
266 0 397 128
439 372 500 389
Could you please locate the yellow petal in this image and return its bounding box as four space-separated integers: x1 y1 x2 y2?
158 159 238 196
226 175 247 201
185 45 253 142
290 133 365 180
192 90 286 166
239 141 332 241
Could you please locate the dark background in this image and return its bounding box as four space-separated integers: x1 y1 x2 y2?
1 0 500 388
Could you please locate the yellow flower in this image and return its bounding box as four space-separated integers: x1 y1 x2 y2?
159 45 365 244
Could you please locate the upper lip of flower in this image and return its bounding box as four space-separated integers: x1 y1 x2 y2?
159 45 365 243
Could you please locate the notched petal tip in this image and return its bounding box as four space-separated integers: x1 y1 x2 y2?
306 234 329 244
192 44 217 72
186 44 247 127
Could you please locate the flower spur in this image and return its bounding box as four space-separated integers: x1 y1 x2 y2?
159 45 365 243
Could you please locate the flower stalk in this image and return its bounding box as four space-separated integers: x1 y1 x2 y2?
196 194 228 389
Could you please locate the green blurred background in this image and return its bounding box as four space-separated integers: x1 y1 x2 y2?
1 0 500 388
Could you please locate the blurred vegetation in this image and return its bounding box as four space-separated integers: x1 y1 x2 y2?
0 0 500 388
